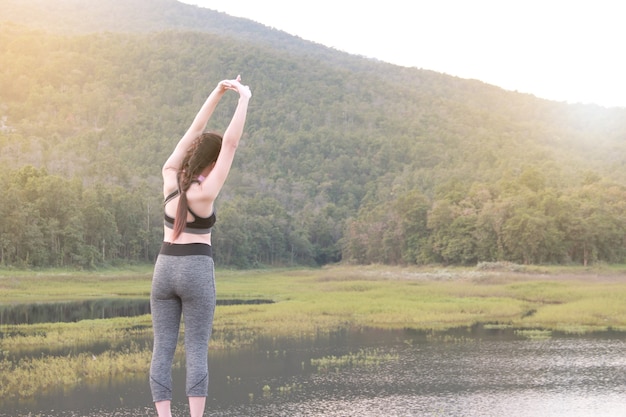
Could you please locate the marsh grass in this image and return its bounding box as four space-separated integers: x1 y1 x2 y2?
2 264 626 399
0 315 153 352
0 341 155 400
310 348 399 372
0 267 153 302
514 329 552 340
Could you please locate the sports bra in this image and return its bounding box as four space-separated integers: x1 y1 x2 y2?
163 186 216 235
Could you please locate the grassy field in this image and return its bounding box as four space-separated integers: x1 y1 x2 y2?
3 263 626 334
2 263 626 399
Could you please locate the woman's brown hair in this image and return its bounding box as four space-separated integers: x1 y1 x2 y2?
172 132 222 240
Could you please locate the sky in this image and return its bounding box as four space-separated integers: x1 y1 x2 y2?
179 0 625 108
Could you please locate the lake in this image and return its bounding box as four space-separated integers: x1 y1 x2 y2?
1 326 625 417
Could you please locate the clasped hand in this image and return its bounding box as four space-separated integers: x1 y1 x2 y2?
220 75 251 99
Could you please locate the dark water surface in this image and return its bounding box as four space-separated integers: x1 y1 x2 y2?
1 327 625 417
0 299 273 325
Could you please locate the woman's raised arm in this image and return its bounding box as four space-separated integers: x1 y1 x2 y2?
201 76 252 201
162 79 233 175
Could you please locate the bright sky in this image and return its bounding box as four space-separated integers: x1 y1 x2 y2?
180 0 625 108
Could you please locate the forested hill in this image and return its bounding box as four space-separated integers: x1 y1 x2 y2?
2 0 626 269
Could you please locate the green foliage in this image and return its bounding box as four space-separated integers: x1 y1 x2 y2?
0 340 153 400
0 166 162 268
2 1 626 268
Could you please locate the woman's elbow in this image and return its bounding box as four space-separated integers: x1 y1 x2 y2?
222 137 240 151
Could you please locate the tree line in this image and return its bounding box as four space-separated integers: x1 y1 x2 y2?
0 166 342 268
2 164 626 268
343 168 626 266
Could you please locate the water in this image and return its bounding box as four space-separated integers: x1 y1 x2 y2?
1 327 625 417
0 298 151 325
0 299 273 325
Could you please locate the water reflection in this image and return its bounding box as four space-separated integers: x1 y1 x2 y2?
0 298 273 325
1 327 625 416
0 298 151 325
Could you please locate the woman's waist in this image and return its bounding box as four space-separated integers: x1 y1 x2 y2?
159 242 212 257
163 228 212 245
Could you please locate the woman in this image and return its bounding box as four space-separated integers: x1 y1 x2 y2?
150 75 251 417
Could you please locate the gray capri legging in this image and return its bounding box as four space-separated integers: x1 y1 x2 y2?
150 243 216 402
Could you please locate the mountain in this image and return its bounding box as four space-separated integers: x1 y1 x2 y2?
1 0 626 268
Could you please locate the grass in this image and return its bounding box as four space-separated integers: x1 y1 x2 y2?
0 266 154 302
0 315 152 352
3 264 626 336
310 348 399 372
1 263 626 399
0 341 155 400
210 265 626 336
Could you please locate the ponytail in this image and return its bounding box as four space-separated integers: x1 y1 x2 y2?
171 132 222 240
172 170 192 240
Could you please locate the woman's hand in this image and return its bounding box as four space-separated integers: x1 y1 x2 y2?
220 75 251 99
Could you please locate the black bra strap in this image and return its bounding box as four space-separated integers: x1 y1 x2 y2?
163 180 200 205
164 189 179 205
